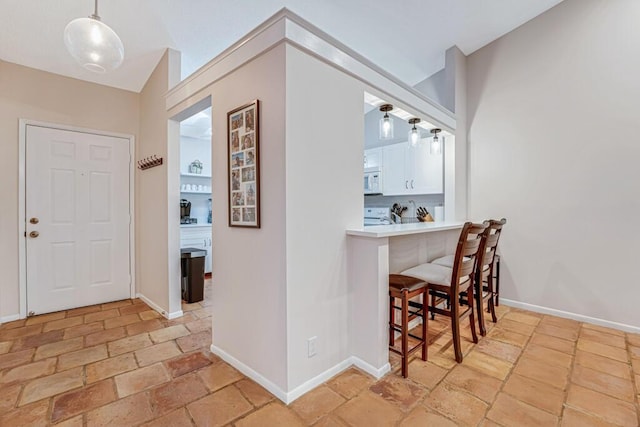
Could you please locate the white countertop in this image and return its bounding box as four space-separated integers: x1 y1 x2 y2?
346 221 464 238
180 223 212 228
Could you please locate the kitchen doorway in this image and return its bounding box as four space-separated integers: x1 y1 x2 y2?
19 121 134 317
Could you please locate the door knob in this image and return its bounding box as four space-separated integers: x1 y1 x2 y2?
29 231 39 238
30 217 39 224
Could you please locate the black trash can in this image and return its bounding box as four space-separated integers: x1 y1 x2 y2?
181 247 206 303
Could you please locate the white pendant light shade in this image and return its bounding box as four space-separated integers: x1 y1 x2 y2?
430 128 442 155
408 118 421 148
64 1 124 73
378 104 394 140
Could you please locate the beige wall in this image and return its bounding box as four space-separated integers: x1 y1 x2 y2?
137 49 181 315
467 0 640 327
0 60 139 319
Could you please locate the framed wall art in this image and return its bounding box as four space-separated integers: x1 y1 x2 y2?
227 100 260 227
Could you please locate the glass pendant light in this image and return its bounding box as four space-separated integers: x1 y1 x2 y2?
430 128 442 155
64 0 124 73
378 104 394 140
408 118 421 147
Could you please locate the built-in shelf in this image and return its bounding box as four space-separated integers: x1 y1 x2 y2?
180 223 212 228
181 191 212 195
181 173 212 178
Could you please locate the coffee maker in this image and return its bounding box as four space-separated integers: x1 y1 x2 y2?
180 199 196 224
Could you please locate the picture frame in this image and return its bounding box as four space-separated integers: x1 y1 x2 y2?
227 100 260 227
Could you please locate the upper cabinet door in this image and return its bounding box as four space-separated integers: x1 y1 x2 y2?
381 142 409 195
411 138 443 194
364 147 382 169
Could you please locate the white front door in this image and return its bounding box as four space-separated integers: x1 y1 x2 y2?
25 125 131 315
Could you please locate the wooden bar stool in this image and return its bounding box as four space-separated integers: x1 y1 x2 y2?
388 274 428 378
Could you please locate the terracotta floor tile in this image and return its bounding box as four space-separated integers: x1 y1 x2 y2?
475 338 522 363
580 328 627 349
371 374 428 412
399 406 458 427
479 419 503 427
574 349 631 380
11 329 64 352
25 311 66 325
86 391 154 427
0 324 43 341
313 415 349 427
566 384 638 426
42 316 83 332
84 309 120 323
63 321 104 339
524 343 573 368
188 385 253 427
119 303 151 315
577 339 628 362
126 319 164 335
101 300 133 310
0 319 26 330
443 364 503 403
20 366 83 405
487 393 558 426
55 415 84 427
135 341 182 367
149 324 190 343
333 392 403 426
462 350 513 380
234 378 275 407
539 315 582 332
0 399 50 427
499 318 536 336
115 362 170 397
514 356 569 389
582 322 626 337
107 332 152 356
290 385 345 424
0 383 22 411
561 407 621 427
65 304 102 318
184 317 212 334
140 408 194 427
423 383 488 426
0 357 56 384
0 348 35 370
166 351 213 378
197 360 242 391
176 330 211 353
0 341 11 354
326 368 374 399
503 311 541 326
58 344 108 371
537 323 579 341
86 352 138 383
51 379 117 423
181 302 202 312
503 373 565 415
34 336 83 360
571 365 635 402
85 326 126 347
139 310 162 321
104 313 141 329
406 359 448 389
487 326 529 347
161 312 197 327
149 372 208 415
629 345 640 359
632 358 640 375
627 332 640 347
529 332 575 354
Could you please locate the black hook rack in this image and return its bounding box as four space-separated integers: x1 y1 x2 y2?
137 155 163 170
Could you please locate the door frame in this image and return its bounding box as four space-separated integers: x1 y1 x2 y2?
18 119 136 319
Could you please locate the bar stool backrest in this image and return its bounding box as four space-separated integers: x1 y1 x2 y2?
451 222 488 295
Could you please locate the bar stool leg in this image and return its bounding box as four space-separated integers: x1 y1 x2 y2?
389 295 395 347
401 289 409 378
421 288 428 361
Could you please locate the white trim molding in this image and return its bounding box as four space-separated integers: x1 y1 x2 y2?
1 314 20 324
501 298 640 334
136 293 183 320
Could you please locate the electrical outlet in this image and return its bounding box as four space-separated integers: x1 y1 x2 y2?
307 336 317 358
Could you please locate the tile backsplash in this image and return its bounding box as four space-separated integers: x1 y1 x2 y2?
364 194 444 218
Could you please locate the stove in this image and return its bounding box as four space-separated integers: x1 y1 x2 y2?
364 207 392 226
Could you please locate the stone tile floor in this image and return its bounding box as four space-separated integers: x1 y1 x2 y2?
1 279 639 426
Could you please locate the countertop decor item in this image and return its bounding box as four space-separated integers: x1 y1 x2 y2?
189 160 203 174
227 99 260 228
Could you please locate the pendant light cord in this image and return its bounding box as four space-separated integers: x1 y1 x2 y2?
91 0 101 20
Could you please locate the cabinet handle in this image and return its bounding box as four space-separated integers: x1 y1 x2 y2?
411 180 414 189
405 180 408 189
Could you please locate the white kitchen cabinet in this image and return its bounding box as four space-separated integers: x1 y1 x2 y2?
180 226 212 273
381 140 443 195
364 147 382 169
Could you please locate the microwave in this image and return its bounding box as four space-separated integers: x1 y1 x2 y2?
364 167 382 195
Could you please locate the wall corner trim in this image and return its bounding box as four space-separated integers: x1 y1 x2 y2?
136 293 181 320
0 314 21 324
500 299 640 334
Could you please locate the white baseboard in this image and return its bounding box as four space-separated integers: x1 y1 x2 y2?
210 344 391 405
136 293 183 320
1 314 20 324
500 298 640 334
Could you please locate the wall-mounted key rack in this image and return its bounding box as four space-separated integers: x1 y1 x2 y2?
137 155 163 170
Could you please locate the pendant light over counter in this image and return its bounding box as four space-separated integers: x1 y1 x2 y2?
430 128 442 155
408 118 421 147
64 0 124 73
379 104 394 140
